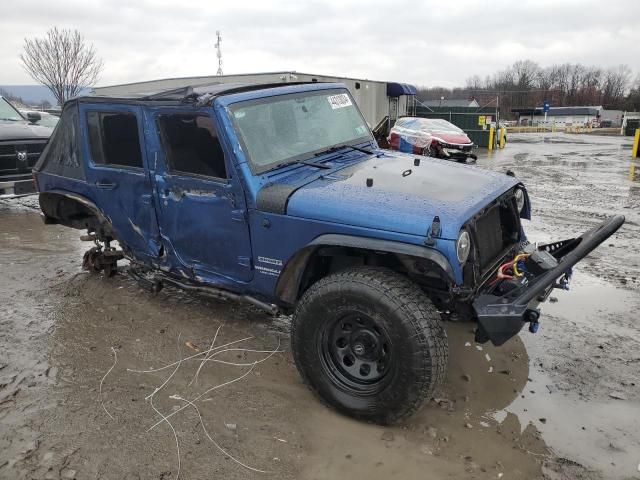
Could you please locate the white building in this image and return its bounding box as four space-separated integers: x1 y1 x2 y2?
513 106 599 127
512 106 626 128
599 109 624 128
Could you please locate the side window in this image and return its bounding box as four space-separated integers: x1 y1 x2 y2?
86 111 143 168
156 113 227 179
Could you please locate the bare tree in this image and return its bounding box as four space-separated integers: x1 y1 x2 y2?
512 60 540 89
417 59 635 117
20 27 103 106
625 75 640 111
465 75 483 90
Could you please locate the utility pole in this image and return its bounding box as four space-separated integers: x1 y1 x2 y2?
215 31 223 76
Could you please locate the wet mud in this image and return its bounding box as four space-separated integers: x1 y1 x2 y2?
1 132 639 479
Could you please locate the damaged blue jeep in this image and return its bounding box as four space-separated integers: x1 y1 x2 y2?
34 82 624 423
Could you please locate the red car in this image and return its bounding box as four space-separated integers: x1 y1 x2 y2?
388 117 477 162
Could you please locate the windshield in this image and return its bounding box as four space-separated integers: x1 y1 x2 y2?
229 89 371 174
0 97 24 122
37 113 60 128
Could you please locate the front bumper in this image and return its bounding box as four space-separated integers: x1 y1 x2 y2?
0 176 36 198
472 215 625 346
441 147 477 163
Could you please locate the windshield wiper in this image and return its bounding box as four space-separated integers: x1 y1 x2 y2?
314 143 373 157
275 144 373 171
275 158 333 170
293 159 332 169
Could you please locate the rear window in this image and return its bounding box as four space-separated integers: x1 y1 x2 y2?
86 111 143 168
35 103 85 180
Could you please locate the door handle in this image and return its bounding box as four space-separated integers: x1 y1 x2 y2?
96 181 117 189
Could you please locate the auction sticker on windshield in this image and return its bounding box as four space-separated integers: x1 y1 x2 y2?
327 93 352 109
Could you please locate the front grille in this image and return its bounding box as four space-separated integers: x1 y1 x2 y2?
0 140 47 175
471 193 520 270
475 206 505 269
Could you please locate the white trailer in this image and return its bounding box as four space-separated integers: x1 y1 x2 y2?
91 71 417 131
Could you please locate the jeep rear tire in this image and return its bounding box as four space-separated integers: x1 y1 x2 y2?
291 266 448 424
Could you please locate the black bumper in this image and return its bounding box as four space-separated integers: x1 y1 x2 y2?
473 215 625 346
441 149 477 162
0 176 36 197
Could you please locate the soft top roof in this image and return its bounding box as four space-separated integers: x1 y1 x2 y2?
65 81 336 108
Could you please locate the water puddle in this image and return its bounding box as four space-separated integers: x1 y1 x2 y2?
495 275 640 478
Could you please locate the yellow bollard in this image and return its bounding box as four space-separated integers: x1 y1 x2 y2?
488 127 494 151
499 127 506 148
632 128 640 159
630 163 636 181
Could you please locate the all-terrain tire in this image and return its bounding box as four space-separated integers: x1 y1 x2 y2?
291 266 448 424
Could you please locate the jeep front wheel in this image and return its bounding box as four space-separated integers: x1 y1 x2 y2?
291 266 448 424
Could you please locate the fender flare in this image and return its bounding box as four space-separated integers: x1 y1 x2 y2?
39 190 114 237
275 234 455 306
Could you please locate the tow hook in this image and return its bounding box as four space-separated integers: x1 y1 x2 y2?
553 269 572 291
526 309 540 333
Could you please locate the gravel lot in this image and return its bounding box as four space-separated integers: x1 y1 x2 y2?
0 132 638 480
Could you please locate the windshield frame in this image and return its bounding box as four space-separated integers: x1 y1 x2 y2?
0 96 26 122
227 88 373 175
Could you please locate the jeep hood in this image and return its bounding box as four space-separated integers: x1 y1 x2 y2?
0 120 52 141
279 152 519 240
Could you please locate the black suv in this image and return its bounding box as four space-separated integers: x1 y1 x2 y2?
0 96 52 197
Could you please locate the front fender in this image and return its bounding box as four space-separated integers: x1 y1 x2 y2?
275 234 455 306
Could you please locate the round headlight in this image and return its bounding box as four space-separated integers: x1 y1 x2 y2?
514 188 525 212
456 230 471 264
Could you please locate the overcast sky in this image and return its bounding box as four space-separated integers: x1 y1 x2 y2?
2 0 639 89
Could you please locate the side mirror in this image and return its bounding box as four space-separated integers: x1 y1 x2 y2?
26 112 41 123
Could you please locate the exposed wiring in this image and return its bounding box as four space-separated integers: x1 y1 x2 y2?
495 253 531 282
511 254 530 277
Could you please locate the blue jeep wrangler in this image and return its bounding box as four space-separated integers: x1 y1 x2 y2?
34 82 624 423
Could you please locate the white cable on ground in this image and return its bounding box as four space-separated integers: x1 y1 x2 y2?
127 337 253 374
189 324 223 387
146 333 185 480
99 346 118 420
170 394 269 474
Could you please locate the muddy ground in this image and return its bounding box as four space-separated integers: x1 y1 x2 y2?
0 132 639 480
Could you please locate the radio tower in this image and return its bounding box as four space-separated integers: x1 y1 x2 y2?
215 31 223 76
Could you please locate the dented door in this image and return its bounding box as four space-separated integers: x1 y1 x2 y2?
80 103 161 261
146 109 253 283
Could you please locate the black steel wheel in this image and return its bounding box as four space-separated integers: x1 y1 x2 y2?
320 312 393 393
292 266 448 424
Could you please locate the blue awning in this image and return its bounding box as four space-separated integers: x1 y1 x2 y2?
387 82 418 97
